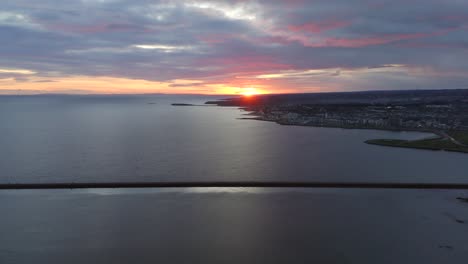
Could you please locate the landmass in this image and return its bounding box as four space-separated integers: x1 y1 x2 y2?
206 89 468 153
171 103 196 106
365 138 468 153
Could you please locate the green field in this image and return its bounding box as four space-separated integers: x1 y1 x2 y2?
365 132 468 153
448 131 468 145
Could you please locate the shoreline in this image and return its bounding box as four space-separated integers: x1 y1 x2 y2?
237 110 468 154
204 90 468 154
238 112 439 134
365 139 468 154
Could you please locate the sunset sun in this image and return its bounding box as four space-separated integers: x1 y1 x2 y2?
241 88 261 96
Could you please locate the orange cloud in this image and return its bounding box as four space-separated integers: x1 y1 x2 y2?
0 75 289 95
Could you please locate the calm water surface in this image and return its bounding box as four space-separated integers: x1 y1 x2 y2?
1 188 468 264
0 94 466 183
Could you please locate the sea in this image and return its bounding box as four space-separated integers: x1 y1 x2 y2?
0 94 466 184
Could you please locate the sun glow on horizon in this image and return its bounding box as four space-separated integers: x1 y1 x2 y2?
0 74 289 95
0 75 228 95
241 87 264 96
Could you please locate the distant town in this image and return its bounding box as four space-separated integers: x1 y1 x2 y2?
205 89 468 153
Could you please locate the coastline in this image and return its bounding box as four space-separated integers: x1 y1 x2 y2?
365 138 468 153
240 110 468 154
204 90 468 154
230 108 468 156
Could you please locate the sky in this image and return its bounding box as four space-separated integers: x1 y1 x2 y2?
0 0 468 95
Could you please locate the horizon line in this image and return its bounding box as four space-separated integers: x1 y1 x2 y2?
1 87 468 97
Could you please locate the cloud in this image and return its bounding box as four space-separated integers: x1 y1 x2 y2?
0 68 36 74
132 44 196 53
0 0 467 94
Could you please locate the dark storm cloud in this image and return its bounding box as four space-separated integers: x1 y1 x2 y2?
0 0 468 91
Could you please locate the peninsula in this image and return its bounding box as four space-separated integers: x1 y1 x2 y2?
206 89 468 153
